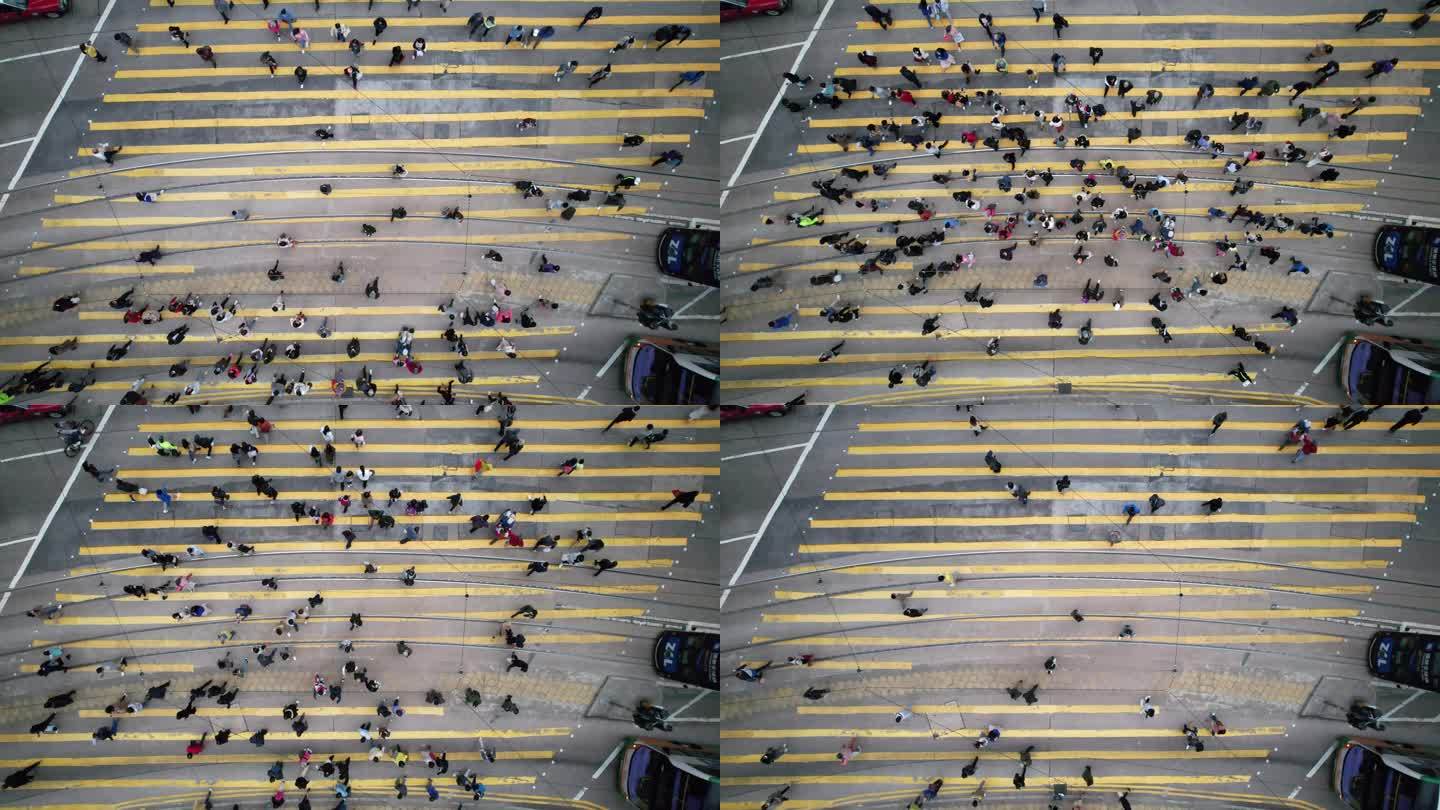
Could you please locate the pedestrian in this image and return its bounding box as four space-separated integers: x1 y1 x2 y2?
197 44 218 67
79 41 107 62
578 5 603 29
1203 497 1223 515
1355 7 1387 29
372 16 388 44
669 70 705 92
294 65 307 87
1366 58 1400 79
1141 696 1156 718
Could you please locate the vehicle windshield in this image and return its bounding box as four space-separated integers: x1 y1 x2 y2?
1341 745 1440 810
631 345 717 405
1348 340 1436 404
625 746 715 810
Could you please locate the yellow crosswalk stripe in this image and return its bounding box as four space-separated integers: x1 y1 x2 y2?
0 750 553 767
93 111 693 133
773 180 1376 199
75 134 690 157
60 585 658 600
847 442 1440 456
137 418 716 431
45 208 641 227
811 512 1412 528
765 608 1360 624
728 773 1247 787
106 490 708 504
723 324 1288 341
782 153 1393 176
806 105 1418 127
103 88 714 103
799 537 1401 553
85 375 539 393
34 232 625 251
18 265 195 276
0 727 567 742
826 490 1422 504
89 512 698 530
137 16 717 31
722 372 1236 390
38 633 624 649
71 561 675 577
116 63 718 79
116 465 718 479
721 747 1270 764
857 417 1433 432
752 632 1342 645
721 726 1282 739
21 663 192 673
0 326 573 346
799 560 1387 576
775 584 1374 600
856 13 1427 28
10 776 534 789
782 205 1364 225
51 605 645 624
64 183 657 204
724 348 1254 367
837 59 1438 73
77 705 443 718
122 442 718 456
69 158 653 178
798 131 1404 153
0 351 560 372
837 465 1440 480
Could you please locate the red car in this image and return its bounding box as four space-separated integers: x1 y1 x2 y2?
0 0 69 24
0 399 70 425
719 394 806 423
721 0 790 22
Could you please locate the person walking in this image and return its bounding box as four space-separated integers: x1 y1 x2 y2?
1355 7 1388 29
661 489 699 510
372 16 388 44
79 41 107 62
1389 406 1429 433
1366 57 1400 79
578 5 603 29
1210 411 1228 435
669 69 705 92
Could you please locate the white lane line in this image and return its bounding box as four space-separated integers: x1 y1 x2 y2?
720 41 808 61
721 134 757 145
0 402 115 617
0 447 65 463
1305 741 1339 779
0 536 38 549
594 341 629 379
720 403 834 609
0 47 72 65
666 689 711 721
670 717 720 722
1388 312 1440 317
721 533 757 545
1387 284 1432 315
1293 382 1310 397
671 286 714 317
1288 787 1302 799
590 741 625 780
0 0 121 217
576 386 592 400
1311 337 1345 376
719 0 840 208
1379 688 1426 720
572 788 588 801
721 442 809 462
0 136 35 150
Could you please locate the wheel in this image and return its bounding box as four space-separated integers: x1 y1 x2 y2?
63 442 81 458
764 7 784 13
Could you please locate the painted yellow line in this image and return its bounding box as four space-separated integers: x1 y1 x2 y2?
0 326 573 347
837 60 1440 74
104 88 714 103
106 490 708 504
11 777 534 790
0 750 553 768
774 179 1376 198
33 232 627 251
137 418 716 431
80 537 684 553
52 607 643 626
799 130 1404 153
801 560 1387 576
781 153 1394 177
20 663 192 673
753 632 1341 646
138 16 716 32
39 633 625 649
45 208 641 228
116 63 718 79
858 14 1427 28
728 774 1247 787
720 748 1270 764
722 324 1287 342
791 702 1189 715
77 706 442 718
725 348 1252 367
65 158 654 179
722 726 1282 740
88 375 539 393
60 585 658 600
64 183 657 204
858 418 1436 432
723 373 1236 390
769 204 1365 224
116 464 718 480
775 584 1374 600
93 109 699 132
799 538 1401 553
808 105 1417 128
0 350 559 372
89 513 698 530
806 660 912 670
765 608 1360 624
838 465 1440 480
825 490 1422 504
75 134 689 157
70 561 674 577
123 442 717 456
0 727 567 743
847 442 1440 456
18 265 194 276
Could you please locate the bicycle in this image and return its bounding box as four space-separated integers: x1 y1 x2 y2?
58 419 95 457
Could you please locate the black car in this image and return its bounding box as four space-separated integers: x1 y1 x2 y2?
1368 630 1439 692
652 630 719 690
656 227 719 287
1373 225 1440 282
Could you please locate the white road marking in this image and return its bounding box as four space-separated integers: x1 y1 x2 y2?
1387 284 1432 315
720 403 834 609
719 0 840 208
0 402 116 617
666 690 711 720
721 134 757 145
0 0 121 217
1293 382 1309 397
1311 337 1345 376
721 442 809 462
1305 741 1339 779
0 136 35 150
572 788 588 801
0 447 65 463
1388 312 1440 317
0 47 72 65
1288 787 1302 799
671 287 714 317
720 41 808 61
576 386 592 400
1379 688 1426 720
721 533 757 545
594 341 629 379
590 741 625 780
0 536 38 549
